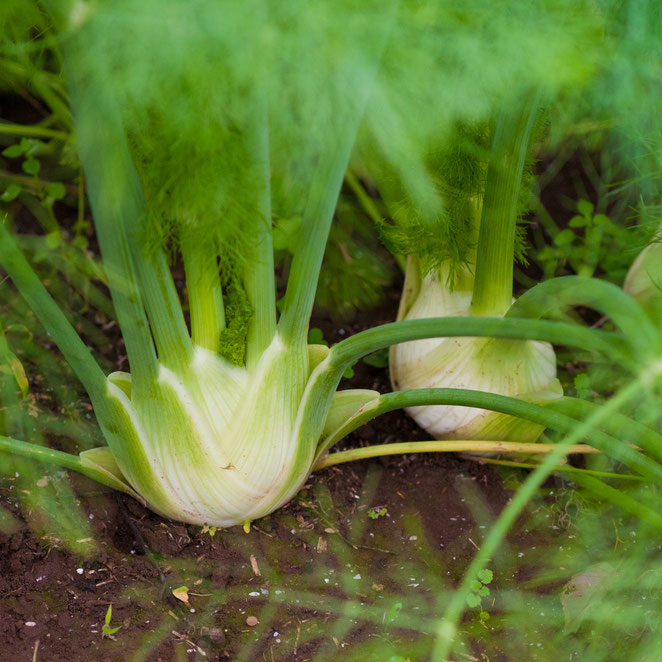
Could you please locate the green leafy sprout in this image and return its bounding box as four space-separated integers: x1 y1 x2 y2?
466 568 493 622
102 604 121 638
368 507 387 520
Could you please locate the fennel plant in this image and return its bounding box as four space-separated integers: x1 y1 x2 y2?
380 102 566 443
0 0 659 529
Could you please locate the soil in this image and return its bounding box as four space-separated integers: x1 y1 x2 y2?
0 443 516 662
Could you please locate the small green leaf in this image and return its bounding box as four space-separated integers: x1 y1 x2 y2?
22 158 40 175
363 348 389 368
368 507 387 519
308 327 328 346
385 601 402 627
478 585 490 597
479 610 490 621
470 579 482 592
554 229 575 246
577 199 594 216
102 604 121 636
568 215 587 228
574 373 591 400
477 569 493 584
466 593 481 608
45 231 61 249
1 183 22 202
2 143 28 158
47 182 66 200
342 364 355 379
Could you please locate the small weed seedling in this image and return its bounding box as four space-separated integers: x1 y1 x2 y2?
383 601 403 635
102 604 121 638
368 506 388 519
200 524 217 537
466 568 493 623
537 199 636 282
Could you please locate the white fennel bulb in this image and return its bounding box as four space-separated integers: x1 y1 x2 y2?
81 335 375 528
624 241 662 324
390 267 562 441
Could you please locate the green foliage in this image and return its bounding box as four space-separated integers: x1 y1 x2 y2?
2 11 662 657
574 373 592 400
218 281 253 366
102 604 121 638
358 122 490 274
466 566 493 620
536 200 641 281
477 568 493 584
0 183 21 202
307 328 328 347
363 348 389 369
315 195 394 318
368 506 387 519
2 0 597 270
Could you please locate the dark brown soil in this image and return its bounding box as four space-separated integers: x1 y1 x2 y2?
0 449 516 662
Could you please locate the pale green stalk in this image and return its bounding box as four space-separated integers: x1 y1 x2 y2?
549 396 662 460
330 316 627 370
344 169 384 228
125 243 193 373
0 435 140 497
314 388 662 482
182 235 224 352
62 37 158 398
315 440 598 469
64 21 194 378
291 316 628 485
507 275 659 361
278 8 396 348
0 122 69 140
243 118 276 369
277 133 363 347
470 95 540 316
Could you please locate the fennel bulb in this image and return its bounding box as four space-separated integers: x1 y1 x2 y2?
79 334 385 527
88 338 312 526
624 241 662 325
390 267 562 441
